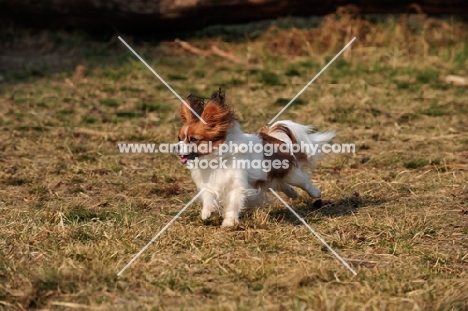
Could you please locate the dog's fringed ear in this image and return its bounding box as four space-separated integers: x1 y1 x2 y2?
209 87 226 106
201 89 235 134
180 94 205 123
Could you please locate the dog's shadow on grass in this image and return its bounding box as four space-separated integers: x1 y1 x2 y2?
191 193 386 228
268 192 386 225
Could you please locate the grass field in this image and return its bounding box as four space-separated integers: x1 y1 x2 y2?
1 12 468 310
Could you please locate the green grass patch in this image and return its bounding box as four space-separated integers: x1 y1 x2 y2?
167 73 188 81
396 82 410 89
2 176 31 186
416 69 439 84
102 86 115 93
398 112 420 123
422 104 450 117
285 65 302 77
140 101 172 113
298 60 317 69
226 78 246 86
404 159 429 169
454 42 468 67
369 154 401 167
120 86 142 92
259 71 281 85
116 111 143 118
83 116 98 124
100 98 120 107
101 68 128 81
327 106 359 124
193 69 205 78
369 107 381 117
274 97 305 106
29 185 48 196
65 204 110 224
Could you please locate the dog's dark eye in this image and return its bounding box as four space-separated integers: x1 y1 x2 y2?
189 137 197 142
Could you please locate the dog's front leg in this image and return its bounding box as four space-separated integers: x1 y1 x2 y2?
201 190 218 220
221 188 246 227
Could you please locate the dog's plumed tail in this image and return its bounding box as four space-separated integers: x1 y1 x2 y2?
262 120 335 162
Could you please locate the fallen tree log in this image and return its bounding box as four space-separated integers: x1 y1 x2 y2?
0 0 466 34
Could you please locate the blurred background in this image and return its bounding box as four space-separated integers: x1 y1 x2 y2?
1 0 467 80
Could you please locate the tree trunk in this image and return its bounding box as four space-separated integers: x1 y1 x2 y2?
0 0 466 34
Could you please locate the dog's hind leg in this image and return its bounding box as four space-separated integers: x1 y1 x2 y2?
268 179 299 199
279 182 299 199
283 168 321 198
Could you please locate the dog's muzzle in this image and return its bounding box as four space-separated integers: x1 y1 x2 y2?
174 142 199 164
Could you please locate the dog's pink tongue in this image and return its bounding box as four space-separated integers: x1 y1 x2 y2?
180 157 188 164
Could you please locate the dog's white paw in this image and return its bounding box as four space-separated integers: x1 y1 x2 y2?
221 216 238 227
201 207 214 220
309 187 321 198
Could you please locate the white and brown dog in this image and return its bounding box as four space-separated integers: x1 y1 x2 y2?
175 89 334 227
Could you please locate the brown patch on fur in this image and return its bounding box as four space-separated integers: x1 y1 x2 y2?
254 179 268 190
260 124 309 162
258 131 297 180
265 124 297 144
180 94 205 123
258 123 314 181
192 95 235 147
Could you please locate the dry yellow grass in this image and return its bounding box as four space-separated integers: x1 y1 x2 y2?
0 11 467 310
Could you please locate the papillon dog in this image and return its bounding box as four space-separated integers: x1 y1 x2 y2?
175 89 334 227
